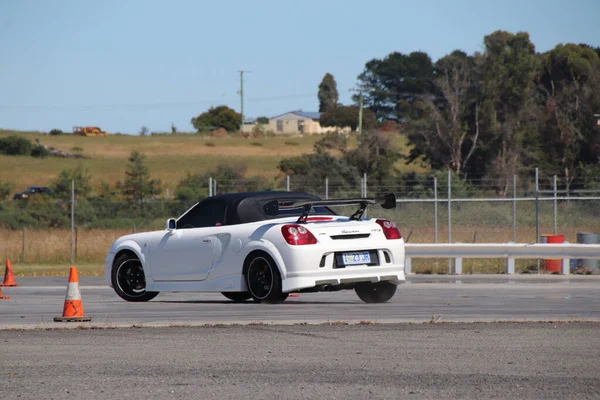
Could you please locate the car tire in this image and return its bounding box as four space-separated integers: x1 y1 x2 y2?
111 253 159 302
221 292 251 302
245 253 288 304
354 281 397 303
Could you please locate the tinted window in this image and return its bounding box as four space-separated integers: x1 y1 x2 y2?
177 201 226 229
258 199 335 220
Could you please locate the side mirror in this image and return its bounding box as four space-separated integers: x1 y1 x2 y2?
166 218 177 232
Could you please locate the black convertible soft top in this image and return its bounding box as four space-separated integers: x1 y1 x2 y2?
199 191 333 225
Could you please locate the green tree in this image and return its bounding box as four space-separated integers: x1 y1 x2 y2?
356 51 434 121
279 152 360 195
536 43 600 190
343 130 400 185
139 126 149 136
0 136 32 156
320 106 377 131
48 129 63 136
121 151 162 211
406 50 481 177
191 106 242 132
51 165 92 199
175 163 267 202
478 31 540 194
0 180 13 200
256 116 269 124
318 73 339 112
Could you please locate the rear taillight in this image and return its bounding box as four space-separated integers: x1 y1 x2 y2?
281 224 317 245
376 219 401 240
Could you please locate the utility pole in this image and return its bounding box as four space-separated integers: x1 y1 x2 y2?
238 70 251 133
357 91 363 146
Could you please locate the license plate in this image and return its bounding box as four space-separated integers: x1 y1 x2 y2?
342 252 371 265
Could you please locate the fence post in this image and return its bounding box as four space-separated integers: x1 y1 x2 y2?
553 175 557 235
363 173 367 218
286 175 290 192
535 168 540 273
447 170 452 274
75 227 78 262
363 173 367 197
209 177 213 197
325 177 329 200
506 258 515 274
21 229 25 263
454 257 462 275
512 175 517 242
434 177 438 244
214 179 217 196
70 179 74 264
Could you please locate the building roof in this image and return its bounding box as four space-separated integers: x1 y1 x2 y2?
270 110 322 120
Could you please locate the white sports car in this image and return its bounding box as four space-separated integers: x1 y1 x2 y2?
105 191 405 303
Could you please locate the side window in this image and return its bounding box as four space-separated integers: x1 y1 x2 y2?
177 201 226 229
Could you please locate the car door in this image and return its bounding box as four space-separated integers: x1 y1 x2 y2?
149 200 226 281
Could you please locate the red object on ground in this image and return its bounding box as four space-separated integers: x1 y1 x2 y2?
0 259 18 287
541 234 565 273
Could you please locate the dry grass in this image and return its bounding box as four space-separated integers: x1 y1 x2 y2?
0 228 130 266
0 130 426 193
10 264 105 277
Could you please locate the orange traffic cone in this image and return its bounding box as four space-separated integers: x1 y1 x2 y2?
54 267 91 322
0 259 18 287
0 287 8 300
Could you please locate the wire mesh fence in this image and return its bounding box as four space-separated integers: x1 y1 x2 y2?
1 169 599 269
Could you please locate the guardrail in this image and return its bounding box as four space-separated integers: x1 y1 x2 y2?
404 243 600 275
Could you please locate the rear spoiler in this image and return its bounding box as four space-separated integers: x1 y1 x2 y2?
263 193 396 223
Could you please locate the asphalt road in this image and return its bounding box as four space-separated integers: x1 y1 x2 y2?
1 323 599 399
0 275 598 328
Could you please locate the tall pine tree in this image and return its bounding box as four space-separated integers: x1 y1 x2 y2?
121 150 162 214
318 73 339 112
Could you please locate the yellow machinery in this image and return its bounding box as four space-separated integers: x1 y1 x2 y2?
72 126 108 136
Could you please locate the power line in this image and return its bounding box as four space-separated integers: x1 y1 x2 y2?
0 93 318 112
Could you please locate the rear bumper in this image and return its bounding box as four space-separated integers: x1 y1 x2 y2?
282 264 405 292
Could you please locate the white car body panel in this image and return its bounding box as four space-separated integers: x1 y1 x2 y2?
105 207 405 295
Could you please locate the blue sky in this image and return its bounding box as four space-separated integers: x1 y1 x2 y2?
1 0 599 134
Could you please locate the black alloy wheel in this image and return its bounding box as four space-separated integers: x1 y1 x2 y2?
245 253 288 303
111 254 159 302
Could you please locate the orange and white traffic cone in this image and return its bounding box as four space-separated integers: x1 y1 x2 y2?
0 259 18 287
54 267 91 322
0 286 8 300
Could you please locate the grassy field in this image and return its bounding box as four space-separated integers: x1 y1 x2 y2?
0 129 427 194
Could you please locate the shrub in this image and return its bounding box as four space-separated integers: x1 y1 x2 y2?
31 145 49 158
71 146 83 152
285 141 299 146
49 129 63 136
0 180 13 200
250 142 263 147
0 136 32 156
204 142 216 147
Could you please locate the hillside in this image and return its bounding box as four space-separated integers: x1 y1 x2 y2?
0 129 427 194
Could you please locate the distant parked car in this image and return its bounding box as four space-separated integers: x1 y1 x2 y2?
12 186 52 200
